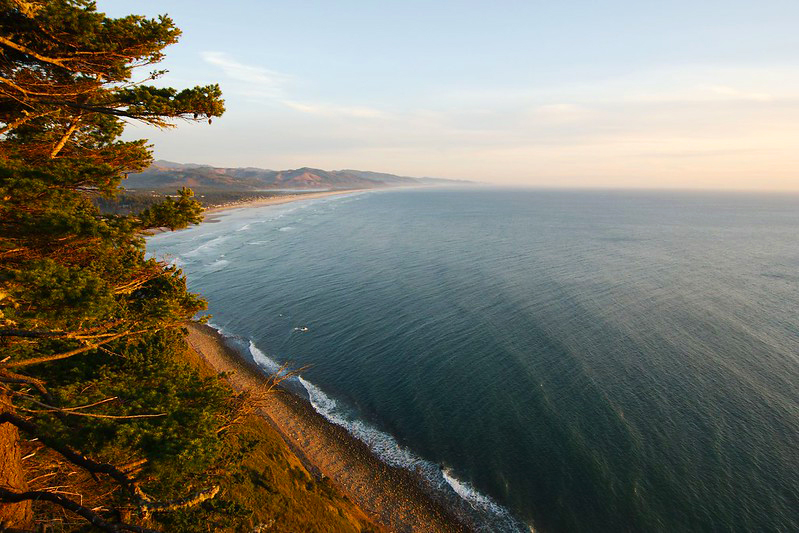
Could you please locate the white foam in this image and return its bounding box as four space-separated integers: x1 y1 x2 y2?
183 235 229 257
443 469 530 531
298 378 424 470
206 259 229 271
206 321 225 336
203 324 284 377
278 226 294 232
247 340 281 373
444 469 499 511
298 377 528 531
236 223 252 231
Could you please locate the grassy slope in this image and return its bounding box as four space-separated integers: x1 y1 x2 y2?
181 343 381 533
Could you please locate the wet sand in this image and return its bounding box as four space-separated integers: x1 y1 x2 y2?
186 323 466 533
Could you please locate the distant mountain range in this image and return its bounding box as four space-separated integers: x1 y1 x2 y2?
123 161 469 191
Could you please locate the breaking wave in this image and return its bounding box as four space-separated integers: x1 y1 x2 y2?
298 376 529 532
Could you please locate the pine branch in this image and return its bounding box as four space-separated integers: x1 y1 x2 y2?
0 36 73 70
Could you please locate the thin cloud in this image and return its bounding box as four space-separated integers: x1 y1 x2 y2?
201 51 290 98
705 85 772 102
200 51 388 117
280 100 389 119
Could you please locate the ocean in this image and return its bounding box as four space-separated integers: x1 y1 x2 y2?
148 187 799 532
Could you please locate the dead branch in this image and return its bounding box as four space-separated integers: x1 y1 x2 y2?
49 118 80 158
2 332 128 368
17 406 166 420
265 363 310 394
0 110 55 136
0 329 72 338
0 412 219 512
3 323 190 368
0 487 159 533
137 486 219 513
3 330 142 368
0 369 51 399
16 395 118 412
12 394 165 419
0 320 127 340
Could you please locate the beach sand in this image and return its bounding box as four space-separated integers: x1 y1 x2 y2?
203 189 366 218
186 323 465 533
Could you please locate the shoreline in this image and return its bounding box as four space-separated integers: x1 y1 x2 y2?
202 188 368 218
186 322 466 532
145 189 367 235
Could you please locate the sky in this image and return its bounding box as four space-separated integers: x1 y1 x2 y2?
106 1 799 190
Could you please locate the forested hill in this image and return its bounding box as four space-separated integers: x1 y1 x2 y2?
124 160 470 191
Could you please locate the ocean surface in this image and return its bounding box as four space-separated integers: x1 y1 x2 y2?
148 188 799 532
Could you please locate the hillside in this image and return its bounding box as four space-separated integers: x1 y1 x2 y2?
124 160 469 191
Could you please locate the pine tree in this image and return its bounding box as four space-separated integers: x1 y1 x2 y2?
0 2 248 530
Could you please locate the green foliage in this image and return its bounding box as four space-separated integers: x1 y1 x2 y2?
139 187 205 230
32 330 242 492
0 0 225 194
0 1 243 530
95 190 283 216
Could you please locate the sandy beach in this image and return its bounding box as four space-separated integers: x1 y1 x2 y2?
202 189 367 218
186 323 465 533
143 190 367 236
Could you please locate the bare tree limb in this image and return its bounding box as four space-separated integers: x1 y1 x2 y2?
137 486 219 513
14 394 119 412
17 406 166 420
2 332 129 368
0 74 34 96
0 320 127 339
0 369 51 399
49 118 80 158
0 411 139 492
3 329 147 368
10 390 165 420
0 412 219 512
2 322 193 368
0 329 71 338
0 487 160 533
10 393 165 420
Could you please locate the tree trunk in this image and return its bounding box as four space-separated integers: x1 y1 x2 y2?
0 394 32 529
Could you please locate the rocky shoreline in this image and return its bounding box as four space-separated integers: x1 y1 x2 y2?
186 323 466 533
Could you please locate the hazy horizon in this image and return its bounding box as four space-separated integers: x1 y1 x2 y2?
109 1 799 191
